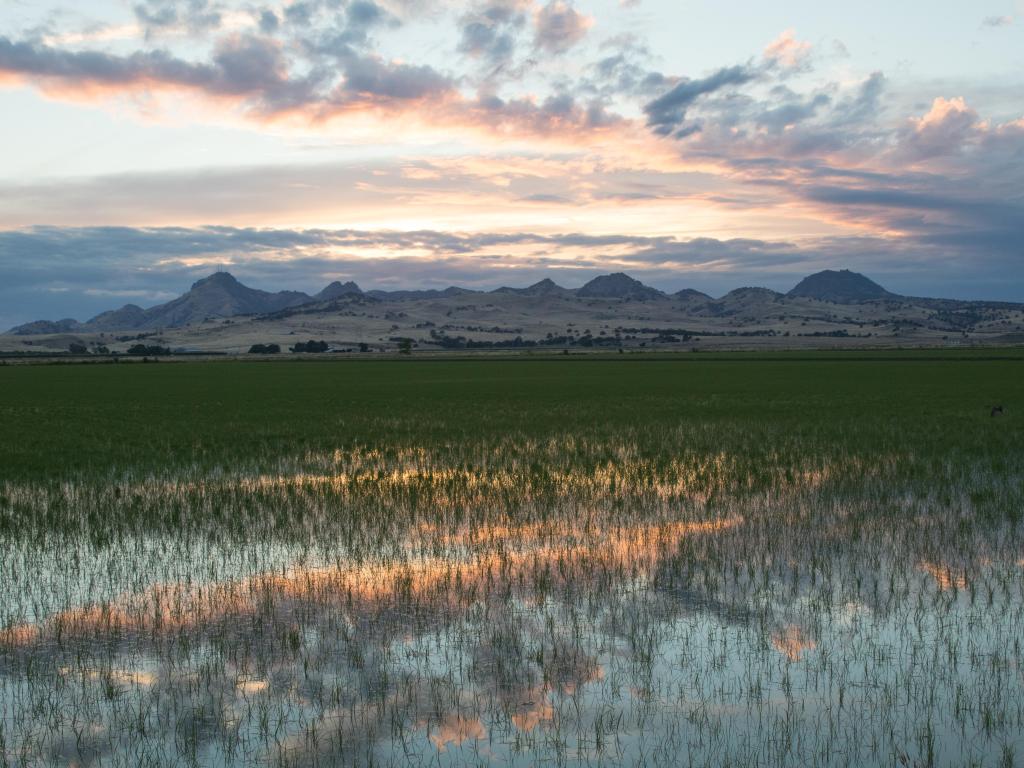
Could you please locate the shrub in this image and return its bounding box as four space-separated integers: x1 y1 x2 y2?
126 344 171 356
291 340 329 353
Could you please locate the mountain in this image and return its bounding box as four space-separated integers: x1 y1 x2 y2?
9 318 82 336
366 287 476 301
674 288 712 302
493 278 571 297
10 272 314 334
9 268 1019 338
127 273 312 330
577 273 664 300
788 269 896 303
316 281 363 301
721 287 783 302
700 287 783 318
84 304 149 332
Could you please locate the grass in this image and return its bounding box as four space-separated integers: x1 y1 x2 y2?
0 352 1019 482
0 352 1022 766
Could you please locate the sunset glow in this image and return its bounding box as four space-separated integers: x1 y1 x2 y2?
1 0 1022 328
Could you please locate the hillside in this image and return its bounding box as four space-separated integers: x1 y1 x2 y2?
10 272 314 334
5 268 1024 354
577 273 664 300
788 270 896 302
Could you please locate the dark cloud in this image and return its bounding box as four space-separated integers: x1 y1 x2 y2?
755 91 831 132
649 63 1024 260
643 65 756 137
348 1 387 27
468 90 621 133
3 224 1022 329
833 71 885 124
283 2 316 27
258 9 280 34
134 0 223 35
0 33 318 111
341 53 450 99
584 35 673 99
458 1 528 64
0 0 611 137
0 28 452 115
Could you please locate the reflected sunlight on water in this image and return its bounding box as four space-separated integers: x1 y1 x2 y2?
1 444 1022 768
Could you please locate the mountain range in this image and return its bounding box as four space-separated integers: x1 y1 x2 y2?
10 269 916 335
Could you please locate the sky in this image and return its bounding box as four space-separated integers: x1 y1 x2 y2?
1 0 1022 327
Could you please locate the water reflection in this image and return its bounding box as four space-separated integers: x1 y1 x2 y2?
1 500 1022 766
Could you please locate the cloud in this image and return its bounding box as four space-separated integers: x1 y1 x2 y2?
832 71 885 124
643 64 756 137
763 29 812 71
258 9 280 34
755 90 831 132
0 5 633 142
458 0 529 64
586 35 672 98
0 31 454 117
0 33 311 106
982 15 1013 27
534 1 593 55
341 53 451 100
134 0 224 36
633 54 1024 270
902 96 982 159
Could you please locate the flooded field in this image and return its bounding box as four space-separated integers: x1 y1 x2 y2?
1 357 1022 766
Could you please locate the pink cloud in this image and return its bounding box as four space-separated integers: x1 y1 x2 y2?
763 29 812 70
904 96 983 158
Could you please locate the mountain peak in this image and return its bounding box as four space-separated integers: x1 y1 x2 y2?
191 271 241 291
788 269 895 303
316 280 363 301
577 273 663 300
523 278 568 296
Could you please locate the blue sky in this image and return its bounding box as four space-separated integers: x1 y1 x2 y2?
1 0 1022 327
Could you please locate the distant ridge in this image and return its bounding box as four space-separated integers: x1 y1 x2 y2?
9 272 314 335
365 286 473 301
788 269 897 302
493 278 571 297
8 318 82 335
9 267 1007 335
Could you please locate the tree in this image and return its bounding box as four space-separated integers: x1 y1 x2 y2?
248 343 281 354
127 344 170 356
398 339 412 354
291 339 329 353
68 343 88 355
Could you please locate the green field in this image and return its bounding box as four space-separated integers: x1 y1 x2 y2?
2 352 1020 482
1 354 1022 766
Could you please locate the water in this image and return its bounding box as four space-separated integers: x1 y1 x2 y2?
2 487 1022 767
